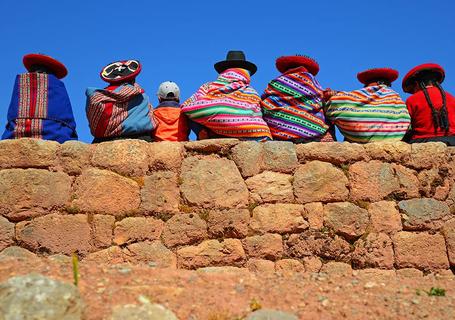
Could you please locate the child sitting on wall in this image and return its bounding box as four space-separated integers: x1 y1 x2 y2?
85 60 156 143
153 81 189 141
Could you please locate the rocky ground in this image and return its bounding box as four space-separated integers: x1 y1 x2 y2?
0 248 454 320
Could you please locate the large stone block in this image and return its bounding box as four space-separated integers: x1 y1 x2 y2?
72 168 140 217
114 217 164 245
230 141 263 178
141 171 180 214
124 241 176 267
180 157 248 209
324 202 369 240
368 201 402 234
0 169 71 221
184 138 239 154
365 141 411 163
351 233 394 269
398 198 450 231
207 209 250 239
91 140 149 176
392 164 420 199
16 214 114 256
296 142 368 165
406 142 448 170
0 138 59 169
293 161 348 204
177 239 246 269
275 259 305 273
393 232 449 270
246 171 294 203
250 204 308 234
0 216 14 251
263 141 298 173
148 142 184 171
302 202 324 229
246 258 275 273
442 219 455 266
242 233 283 260
59 140 93 175
162 213 207 248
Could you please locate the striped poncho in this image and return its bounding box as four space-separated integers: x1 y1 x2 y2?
326 85 411 143
261 67 329 141
181 68 272 140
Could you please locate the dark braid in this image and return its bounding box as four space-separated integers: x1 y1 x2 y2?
419 81 440 132
435 82 449 132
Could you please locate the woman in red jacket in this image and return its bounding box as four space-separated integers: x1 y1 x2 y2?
402 63 455 145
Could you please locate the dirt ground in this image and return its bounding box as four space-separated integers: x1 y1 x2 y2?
0 255 454 320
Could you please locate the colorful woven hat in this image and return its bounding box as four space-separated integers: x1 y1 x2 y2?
100 59 142 84
276 55 319 75
402 63 445 94
357 68 399 85
214 51 257 75
23 53 68 79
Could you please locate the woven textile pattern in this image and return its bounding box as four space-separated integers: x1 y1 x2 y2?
326 85 411 143
261 68 329 141
181 68 272 140
86 83 156 138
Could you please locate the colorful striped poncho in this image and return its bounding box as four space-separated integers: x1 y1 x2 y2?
86 83 156 139
2 73 78 143
181 68 272 140
261 67 329 141
326 85 411 143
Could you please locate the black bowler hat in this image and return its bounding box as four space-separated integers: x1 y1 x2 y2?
214 50 257 75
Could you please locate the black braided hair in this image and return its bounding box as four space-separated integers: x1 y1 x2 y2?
435 82 449 132
419 81 441 132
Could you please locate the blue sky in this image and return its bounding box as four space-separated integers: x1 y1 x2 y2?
1 0 454 142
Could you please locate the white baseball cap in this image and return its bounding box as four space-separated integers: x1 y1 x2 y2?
157 81 180 100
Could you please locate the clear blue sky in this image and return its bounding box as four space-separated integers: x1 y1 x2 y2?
1 0 454 142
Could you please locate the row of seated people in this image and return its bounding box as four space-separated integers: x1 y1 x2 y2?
2 51 454 145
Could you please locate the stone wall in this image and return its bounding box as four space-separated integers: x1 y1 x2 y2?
0 138 454 273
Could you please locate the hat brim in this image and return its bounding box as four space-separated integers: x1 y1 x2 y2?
214 60 257 76
357 68 399 85
23 54 68 79
276 56 319 76
402 63 445 94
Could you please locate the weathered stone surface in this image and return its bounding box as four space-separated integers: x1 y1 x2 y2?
418 167 452 200
297 142 368 165
0 274 83 320
263 141 298 173
302 202 324 229
303 256 323 273
83 246 125 264
16 214 114 256
230 141 264 178
141 171 180 214
0 246 38 261
246 258 275 273
398 198 450 231
184 138 239 154
242 234 283 260
162 213 207 248
442 219 455 266
59 141 93 175
324 202 369 240
246 309 298 320
114 217 164 245
320 262 353 277
72 168 140 217
0 169 71 221
91 215 116 248
148 142 184 171
396 268 424 278
294 161 349 204
250 204 308 234
406 142 447 169
91 140 149 176
246 171 294 203
286 231 351 262
0 216 14 251
349 161 400 202
180 157 248 209
275 259 305 273
393 164 420 199
207 209 250 238
0 138 59 169
365 141 411 163
177 239 246 269
356 269 396 281
352 233 394 269
393 232 449 270
368 201 402 234
110 303 178 320
447 184 455 211
124 241 176 267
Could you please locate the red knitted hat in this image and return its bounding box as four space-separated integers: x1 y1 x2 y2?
402 63 445 94
100 60 142 84
23 53 68 79
357 68 399 85
276 55 319 76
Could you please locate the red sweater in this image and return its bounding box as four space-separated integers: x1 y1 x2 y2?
406 86 455 139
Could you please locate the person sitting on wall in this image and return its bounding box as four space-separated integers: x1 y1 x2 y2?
402 63 455 145
85 59 156 143
153 81 189 141
181 50 272 141
261 55 335 142
2 53 78 143
324 68 411 143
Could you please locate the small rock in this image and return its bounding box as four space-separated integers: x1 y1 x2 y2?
246 309 298 320
364 281 377 289
110 303 178 320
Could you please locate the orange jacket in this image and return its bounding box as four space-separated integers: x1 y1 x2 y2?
153 101 189 141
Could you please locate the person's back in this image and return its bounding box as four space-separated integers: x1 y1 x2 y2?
153 81 189 141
